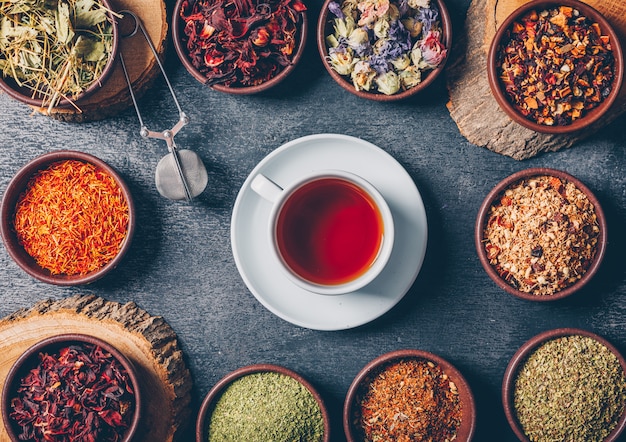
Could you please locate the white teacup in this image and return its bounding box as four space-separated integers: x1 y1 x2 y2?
251 170 394 295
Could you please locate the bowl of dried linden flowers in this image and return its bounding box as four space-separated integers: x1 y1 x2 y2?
475 168 607 301
487 0 624 133
0 0 119 111
317 0 452 101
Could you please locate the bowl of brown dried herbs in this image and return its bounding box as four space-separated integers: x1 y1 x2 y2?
172 0 308 95
317 0 452 101
2 333 142 442
195 364 330 442
0 0 119 112
487 0 624 133
343 349 476 442
475 168 607 301
503 328 626 441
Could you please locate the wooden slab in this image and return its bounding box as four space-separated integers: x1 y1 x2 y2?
0 295 192 442
29 0 168 122
446 0 626 160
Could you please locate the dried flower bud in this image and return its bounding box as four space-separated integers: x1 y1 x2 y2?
333 16 355 38
401 17 423 38
418 30 446 68
408 0 430 9
391 54 410 70
351 60 377 90
348 27 370 47
328 1 345 18
375 70 400 94
373 17 390 38
399 65 422 88
357 0 390 27
251 27 271 47
327 48 357 75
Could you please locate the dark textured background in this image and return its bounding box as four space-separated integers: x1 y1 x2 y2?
1 0 625 440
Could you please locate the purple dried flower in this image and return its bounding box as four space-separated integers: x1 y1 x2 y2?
417 6 439 33
328 1 345 18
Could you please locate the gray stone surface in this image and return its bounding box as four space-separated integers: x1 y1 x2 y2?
1 1 625 439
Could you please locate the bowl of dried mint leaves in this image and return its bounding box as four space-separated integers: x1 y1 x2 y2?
475 168 607 301
487 0 624 134
503 328 626 442
0 0 119 111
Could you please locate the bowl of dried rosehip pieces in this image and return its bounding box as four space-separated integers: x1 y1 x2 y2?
172 0 308 94
487 0 623 133
2 334 141 442
475 168 607 301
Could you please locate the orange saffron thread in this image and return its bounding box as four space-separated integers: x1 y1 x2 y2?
13 160 129 276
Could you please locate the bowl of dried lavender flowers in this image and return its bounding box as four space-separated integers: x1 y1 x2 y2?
317 0 451 101
487 0 624 133
172 0 308 95
0 0 119 112
502 328 626 441
475 168 607 301
343 349 476 442
2 333 142 442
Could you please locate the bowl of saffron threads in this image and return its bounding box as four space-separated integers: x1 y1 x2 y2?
196 364 330 442
317 0 452 101
344 349 476 442
172 0 308 95
0 150 135 286
1 333 142 442
502 328 626 441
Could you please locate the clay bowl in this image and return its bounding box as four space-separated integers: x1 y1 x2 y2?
0 0 119 109
0 150 135 286
487 0 624 134
502 328 626 441
1 333 142 442
196 363 331 442
317 0 452 101
344 349 476 441
172 0 307 95
475 168 606 301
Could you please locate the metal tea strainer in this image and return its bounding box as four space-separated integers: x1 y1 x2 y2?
118 10 208 201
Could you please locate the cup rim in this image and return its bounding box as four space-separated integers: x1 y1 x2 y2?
502 328 626 441
1 333 142 442
474 167 607 301
195 363 331 442
265 170 394 295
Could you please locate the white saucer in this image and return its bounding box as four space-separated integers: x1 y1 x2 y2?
230 134 428 330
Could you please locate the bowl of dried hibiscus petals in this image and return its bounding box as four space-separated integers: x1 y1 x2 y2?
317 0 451 101
0 150 135 286
487 0 624 133
1 334 141 442
172 0 308 94
475 168 607 301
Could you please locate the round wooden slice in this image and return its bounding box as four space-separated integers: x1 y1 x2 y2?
0 294 192 442
446 0 626 160
33 0 168 122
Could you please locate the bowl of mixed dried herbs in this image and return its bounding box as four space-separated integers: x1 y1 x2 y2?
317 0 451 101
503 328 626 441
172 0 308 94
487 0 623 133
1 333 142 442
0 150 135 286
475 168 606 301
343 349 476 442
0 0 119 112
195 364 330 442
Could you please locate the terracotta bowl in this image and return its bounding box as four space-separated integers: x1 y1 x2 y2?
196 364 331 442
475 168 606 301
0 0 119 109
172 0 307 95
1 333 142 442
344 349 476 441
317 0 452 101
0 150 135 286
502 328 626 441
487 0 624 134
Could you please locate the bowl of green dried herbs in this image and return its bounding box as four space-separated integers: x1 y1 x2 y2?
172 0 308 95
0 0 120 112
317 0 452 101
195 363 330 442
503 328 626 441
344 349 476 442
487 0 624 134
475 167 607 301
2 333 142 442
